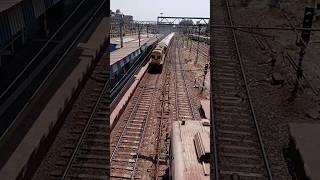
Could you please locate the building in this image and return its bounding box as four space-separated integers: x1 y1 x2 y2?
110 9 133 24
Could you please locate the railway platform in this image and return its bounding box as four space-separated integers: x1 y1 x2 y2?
172 120 210 180
200 99 210 120
110 34 159 81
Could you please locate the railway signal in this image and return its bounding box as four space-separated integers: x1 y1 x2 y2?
195 24 202 64
120 14 124 48
204 63 209 75
201 63 209 92
300 7 314 45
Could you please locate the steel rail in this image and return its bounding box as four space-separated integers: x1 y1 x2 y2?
61 78 110 179
130 76 159 179
154 42 172 180
110 77 148 161
154 87 166 180
154 80 164 179
110 73 159 179
173 40 184 141
224 0 273 179
212 0 274 179
177 38 196 121
172 36 197 145
59 1 109 179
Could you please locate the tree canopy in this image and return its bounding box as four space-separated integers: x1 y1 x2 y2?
179 19 194 26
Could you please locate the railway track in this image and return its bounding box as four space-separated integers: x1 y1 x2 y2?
198 42 210 58
110 72 160 179
153 44 172 180
0 0 106 136
48 59 110 179
174 38 198 122
211 0 273 179
188 40 209 59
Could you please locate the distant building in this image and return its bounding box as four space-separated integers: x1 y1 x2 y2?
110 9 133 24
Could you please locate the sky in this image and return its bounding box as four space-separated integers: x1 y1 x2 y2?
110 0 210 21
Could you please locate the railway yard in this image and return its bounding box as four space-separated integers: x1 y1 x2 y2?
1 0 320 179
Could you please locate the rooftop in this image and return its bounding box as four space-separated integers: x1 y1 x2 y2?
0 0 21 12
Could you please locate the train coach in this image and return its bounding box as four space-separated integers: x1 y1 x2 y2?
189 34 210 44
149 32 175 73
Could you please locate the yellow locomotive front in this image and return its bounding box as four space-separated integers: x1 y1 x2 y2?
149 47 164 73
148 33 175 73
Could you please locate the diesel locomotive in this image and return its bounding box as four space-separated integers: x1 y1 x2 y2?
149 32 175 73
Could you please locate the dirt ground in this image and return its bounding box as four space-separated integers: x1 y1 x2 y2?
180 38 210 101
229 0 320 179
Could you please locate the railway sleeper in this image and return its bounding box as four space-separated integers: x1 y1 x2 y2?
83 138 108 144
125 126 143 131
218 137 255 144
115 152 137 156
215 85 241 91
67 174 110 180
79 146 109 152
111 164 134 171
218 129 253 136
219 145 260 155
128 119 144 123
220 152 261 161
219 168 266 178
217 123 252 130
122 135 141 139
215 98 243 105
76 154 109 160
220 171 266 179
111 172 141 179
215 111 251 118
121 139 140 144
112 158 136 163
71 163 109 170
216 106 248 112
118 144 139 149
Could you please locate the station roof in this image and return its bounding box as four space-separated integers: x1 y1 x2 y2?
0 0 22 12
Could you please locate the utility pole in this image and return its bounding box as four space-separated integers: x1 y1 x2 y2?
43 12 49 37
195 24 201 64
138 23 141 47
293 7 314 93
189 35 192 60
120 14 124 48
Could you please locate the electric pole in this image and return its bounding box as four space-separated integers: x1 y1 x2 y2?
195 24 201 64
293 7 314 93
138 23 141 47
120 14 124 48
